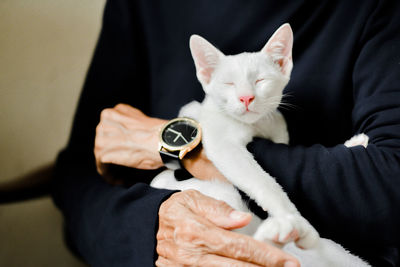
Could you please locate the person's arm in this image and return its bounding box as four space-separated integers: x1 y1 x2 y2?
54 152 175 266
52 0 177 265
247 0 400 246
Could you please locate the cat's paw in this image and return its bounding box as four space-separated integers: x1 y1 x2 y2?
344 133 369 148
253 214 319 249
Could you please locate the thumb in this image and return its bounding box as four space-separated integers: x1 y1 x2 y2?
184 190 252 230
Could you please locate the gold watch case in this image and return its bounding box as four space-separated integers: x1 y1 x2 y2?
158 117 202 160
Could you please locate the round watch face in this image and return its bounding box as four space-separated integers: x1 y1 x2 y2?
161 119 199 148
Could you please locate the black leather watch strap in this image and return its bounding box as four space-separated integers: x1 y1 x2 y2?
174 168 193 181
159 149 193 180
159 149 180 170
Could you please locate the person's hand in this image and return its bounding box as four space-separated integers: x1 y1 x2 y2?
94 104 166 176
94 103 226 183
156 190 300 267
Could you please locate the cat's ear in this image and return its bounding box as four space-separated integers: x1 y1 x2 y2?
262 23 293 77
190 35 224 85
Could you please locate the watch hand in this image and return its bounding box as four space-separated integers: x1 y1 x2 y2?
166 128 180 135
166 128 181 142
174 133 189 144
179 134 189 144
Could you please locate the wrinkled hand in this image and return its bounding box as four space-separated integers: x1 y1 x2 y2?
156 190 300 267
95 103 226 182
94 104 166 176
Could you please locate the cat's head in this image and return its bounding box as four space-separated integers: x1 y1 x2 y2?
190 23 293 123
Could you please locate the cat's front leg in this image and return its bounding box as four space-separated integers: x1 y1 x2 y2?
178 100 202 120
253 213 319 249
203 135 319 248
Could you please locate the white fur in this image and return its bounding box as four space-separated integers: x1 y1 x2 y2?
151 24 370 266
344 133 369 148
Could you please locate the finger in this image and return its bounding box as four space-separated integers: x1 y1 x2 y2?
181 190 252 229
114 103 144 116
98 119 128 133
211 231 299 267
100 107 135 124
113 104 152 124
195 254 263 267
157 239 262 267
155 256 183 267
172 220 299 267
114 104 167 129
100 105 161 130
95 156 107 175
162 208 299 267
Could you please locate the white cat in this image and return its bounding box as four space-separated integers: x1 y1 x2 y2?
151 24 370 267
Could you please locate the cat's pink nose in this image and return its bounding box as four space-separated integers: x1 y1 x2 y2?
239 95 255 110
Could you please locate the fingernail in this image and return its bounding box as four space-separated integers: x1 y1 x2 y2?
284 261 298 267
229 210 249 220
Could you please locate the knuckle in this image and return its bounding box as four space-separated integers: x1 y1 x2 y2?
169 191 183 201
165 191 192 208
214 199 230 210
155 258 163 267
156 222 172 241
159 201 183 222
156 240 172 258
156 229 165 241
159 197 173 216
100 108 113 119
175 247 198 265
156 242 165 256
155 256 176 267
93 148 100 158
181 190 203 206
95 123 104 135
114 103 127 109
156 243 163 256
227 237 252 260
173 220 201 243
263 250 292 267
184 189 201 198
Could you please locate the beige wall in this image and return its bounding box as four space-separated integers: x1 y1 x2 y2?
0 0 106 265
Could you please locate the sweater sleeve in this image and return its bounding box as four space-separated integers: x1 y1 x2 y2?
247 0 400 246
51 0 175 266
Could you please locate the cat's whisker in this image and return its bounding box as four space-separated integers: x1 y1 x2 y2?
279 102 300 111
280 94 301 110
282 92 294 99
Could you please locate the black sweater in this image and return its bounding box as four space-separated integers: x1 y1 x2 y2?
52 0 400 266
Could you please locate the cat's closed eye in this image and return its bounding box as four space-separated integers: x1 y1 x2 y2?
224 82 235 86
255 79 265 84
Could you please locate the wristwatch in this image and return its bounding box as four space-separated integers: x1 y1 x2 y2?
158 117 202 170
